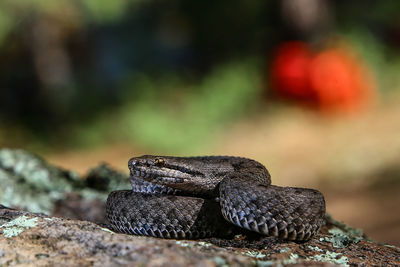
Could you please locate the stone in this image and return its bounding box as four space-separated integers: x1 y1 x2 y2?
0 206 399 266
0 148 399 266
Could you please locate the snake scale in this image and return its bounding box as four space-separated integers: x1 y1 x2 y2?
106 156 326 240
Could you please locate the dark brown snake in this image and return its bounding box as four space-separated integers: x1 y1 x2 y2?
106 156 326 240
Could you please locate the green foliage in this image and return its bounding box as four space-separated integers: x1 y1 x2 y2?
123 61 261 152
0 0 135 38
73 60 262 153
81 0 136 23
343 28 400 94
0 9 12 45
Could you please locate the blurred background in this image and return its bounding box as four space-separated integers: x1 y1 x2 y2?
0 0 399 245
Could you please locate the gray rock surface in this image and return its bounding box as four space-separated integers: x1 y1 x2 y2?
1 206 400 266
0 148 399 266
0 148 129 223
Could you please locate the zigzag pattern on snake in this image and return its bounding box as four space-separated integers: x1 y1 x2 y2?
106 155 326 240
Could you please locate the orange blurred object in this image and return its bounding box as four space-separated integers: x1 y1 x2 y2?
270 41 375 112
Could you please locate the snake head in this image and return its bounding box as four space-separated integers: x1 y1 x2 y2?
128 155 231 194
128 155 271 195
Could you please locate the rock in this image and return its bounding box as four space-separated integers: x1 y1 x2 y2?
1 148 399 266
0 148 82 214
0 148 130 223
0 206 399 266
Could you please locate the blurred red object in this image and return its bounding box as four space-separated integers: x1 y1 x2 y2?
270 41 375 112
271 42 313 100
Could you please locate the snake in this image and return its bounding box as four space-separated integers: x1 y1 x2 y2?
106 155 326 240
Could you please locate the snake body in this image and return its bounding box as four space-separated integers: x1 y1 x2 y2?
106 156 326 240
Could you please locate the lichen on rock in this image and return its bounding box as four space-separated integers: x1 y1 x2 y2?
0 148 130 222
0 215 38 238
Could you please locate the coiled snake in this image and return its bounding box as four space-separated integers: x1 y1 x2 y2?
106 156 325 240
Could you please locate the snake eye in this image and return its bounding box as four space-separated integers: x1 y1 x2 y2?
154 158 165 166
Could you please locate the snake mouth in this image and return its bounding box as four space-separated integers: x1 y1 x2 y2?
129 158 194 185
128 155 217 193
130 166 186 184
130 156 204 174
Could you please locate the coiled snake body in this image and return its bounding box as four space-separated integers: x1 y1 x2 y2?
106 156 326 240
